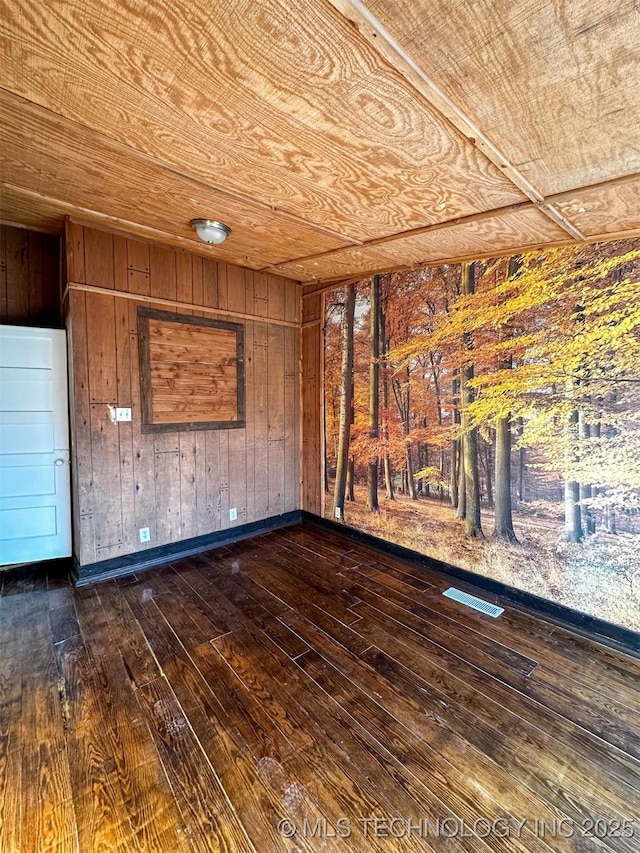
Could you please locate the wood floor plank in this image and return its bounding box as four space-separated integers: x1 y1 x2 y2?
349 579 640 763
135 676 256 853
347 605 640 835
0 740 21 853
212 628 435 853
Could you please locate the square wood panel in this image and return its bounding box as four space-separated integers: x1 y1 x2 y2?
137 308 245 432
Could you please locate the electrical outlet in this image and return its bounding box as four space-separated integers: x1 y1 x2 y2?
116 407 132 422
139 527 150 543
229 507 238 522
335 507 342 519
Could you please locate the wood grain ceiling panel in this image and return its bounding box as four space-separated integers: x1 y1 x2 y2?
365 0 640 196
272 207 570 281
0 0 525 245
367 207 570 265
267 246 399 283
553 177 640 237
0 91 347 269
0 185 65 234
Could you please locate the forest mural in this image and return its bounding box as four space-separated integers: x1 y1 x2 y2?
323 239 640 632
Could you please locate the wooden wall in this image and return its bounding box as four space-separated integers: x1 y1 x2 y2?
0 224 60 327
301 293 323 514
64 222 300 566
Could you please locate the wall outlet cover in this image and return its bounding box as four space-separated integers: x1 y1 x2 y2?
139 527 151 543
229 507 238 521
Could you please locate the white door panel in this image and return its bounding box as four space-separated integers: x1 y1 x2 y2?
0 326 71 565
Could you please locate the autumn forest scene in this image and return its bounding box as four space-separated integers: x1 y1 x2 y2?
324 239 640 631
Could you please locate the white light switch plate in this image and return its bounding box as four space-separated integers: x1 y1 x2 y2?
229 507 238 522
139 527 150 543
116 407 132 422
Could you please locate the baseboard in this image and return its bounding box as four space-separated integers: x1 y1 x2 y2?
302 511 640 658
73 510 302 586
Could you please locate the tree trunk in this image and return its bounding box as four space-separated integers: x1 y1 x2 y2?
494 416 517 541
332 284 356 521
564 409 583 543
517 417 525 502
456 442 466 519
493 256 519 542
451 373 460 507
367 275 380 512
578 413 595 535
406 444 417 500
384 456 394 501
392 367 417 500
460 262 482 537
451 439 459 507
346 457 355 501
380 280 394 501
483 439 493 507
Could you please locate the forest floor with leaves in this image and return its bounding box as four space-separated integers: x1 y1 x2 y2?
325 484 640 632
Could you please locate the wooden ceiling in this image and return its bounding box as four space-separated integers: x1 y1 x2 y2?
1 0 639 284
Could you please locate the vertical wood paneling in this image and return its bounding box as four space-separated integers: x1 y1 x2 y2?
252 322 269 519
176 253 193 304
149 244 177 301
5 228 29 320
85 292 117 403
284 325 298 513
66 289 92 563
202 259 218 308
128 300 157 550
179 433 198 540
205 431 221 531
154 451 181 545
83 228 114 289
226 265 246 315
66 221 85 284
244 320 256 523
66 224 300 565
301 294 323 514
267 325 285 516
0 225 62 328
90 403 123 550
217 263 229 311
252 272 269 318
0 225 60 327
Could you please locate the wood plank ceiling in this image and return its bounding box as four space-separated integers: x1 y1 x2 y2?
1 0 639 284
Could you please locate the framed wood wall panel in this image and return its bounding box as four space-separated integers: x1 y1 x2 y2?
137 308 245 433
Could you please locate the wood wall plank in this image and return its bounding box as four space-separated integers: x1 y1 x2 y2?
301 295 322 514
267 324 285 517
83 228 114 289
85 292 117 403
0 225 60 327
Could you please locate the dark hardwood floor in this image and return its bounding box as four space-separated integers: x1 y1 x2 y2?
2 521 640 852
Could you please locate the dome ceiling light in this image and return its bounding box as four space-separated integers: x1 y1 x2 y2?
190 219 232 244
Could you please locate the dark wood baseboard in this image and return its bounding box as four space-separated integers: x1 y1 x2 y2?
73 511 301 586
303 511 640 657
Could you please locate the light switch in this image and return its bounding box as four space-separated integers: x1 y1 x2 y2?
116 407 132 422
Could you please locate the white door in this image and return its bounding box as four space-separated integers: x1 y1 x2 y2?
0 326 72 565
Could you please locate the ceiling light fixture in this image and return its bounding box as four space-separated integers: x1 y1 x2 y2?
577 206 586 214
190 219 232 244
436 201 447 211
